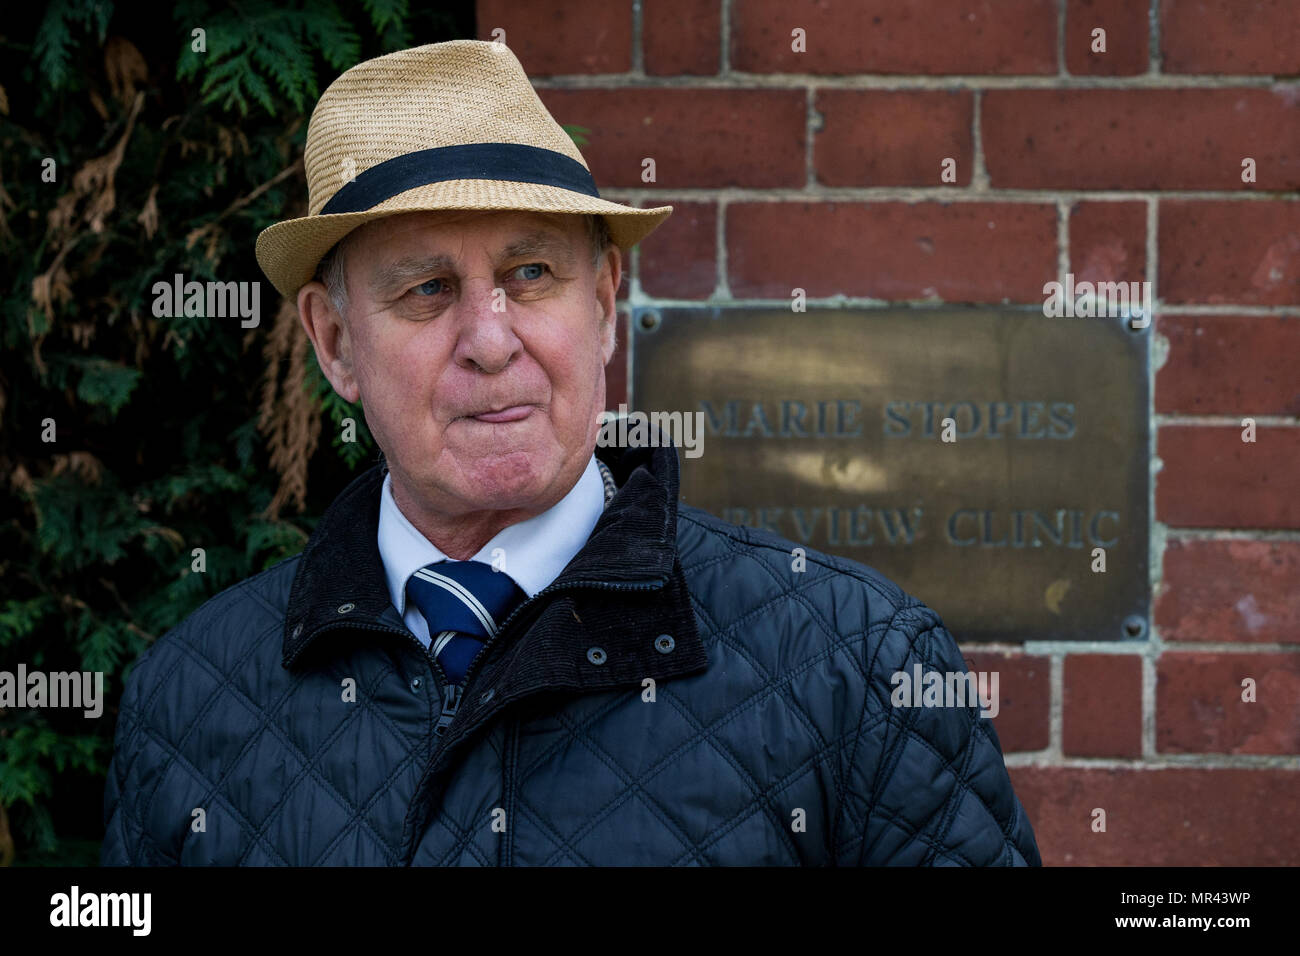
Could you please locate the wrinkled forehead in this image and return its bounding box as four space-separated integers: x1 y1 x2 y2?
347 208 587 260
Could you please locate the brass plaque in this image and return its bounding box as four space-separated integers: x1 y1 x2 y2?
630 307 1149 641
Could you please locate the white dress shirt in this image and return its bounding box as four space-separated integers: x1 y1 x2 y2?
377 454 606 648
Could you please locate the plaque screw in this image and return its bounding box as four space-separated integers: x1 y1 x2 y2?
1122 615 1146 639
638 310 661 333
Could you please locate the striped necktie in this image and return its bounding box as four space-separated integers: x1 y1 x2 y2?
405 560 528 685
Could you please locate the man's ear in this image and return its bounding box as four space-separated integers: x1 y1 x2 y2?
595 246 622 367
298 280 360 403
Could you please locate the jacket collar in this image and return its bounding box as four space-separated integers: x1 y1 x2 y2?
281 441 706 689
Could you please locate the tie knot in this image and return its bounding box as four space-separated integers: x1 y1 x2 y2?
406 559 528 641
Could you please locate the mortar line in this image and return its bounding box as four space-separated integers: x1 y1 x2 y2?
1164 528 1300 540
1149 0 1163 75
805 86 817 189
532 75 1294 90
603 187 1299 202
1050 651 1064 759
971 88 989 190
717 195 730 300
1156 415 1299 425
721 0 731 75
1057 0 1067 77
1057 199 1071 285
631 0 643 75
1003 754 1300 769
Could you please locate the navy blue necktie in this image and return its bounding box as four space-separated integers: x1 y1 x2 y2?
405 560 528 685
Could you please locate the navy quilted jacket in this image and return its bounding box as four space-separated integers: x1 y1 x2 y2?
101 442 1041 866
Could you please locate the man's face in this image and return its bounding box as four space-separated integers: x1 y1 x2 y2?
300 209 620 523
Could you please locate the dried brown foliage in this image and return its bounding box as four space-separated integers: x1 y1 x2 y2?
257 298 321 517
30 90 146 371
103 36 147 107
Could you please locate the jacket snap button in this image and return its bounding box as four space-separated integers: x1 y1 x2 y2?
587 646 607 666
411 677 422 690
337 602 355 614
480 688 495 704
655 634 675 654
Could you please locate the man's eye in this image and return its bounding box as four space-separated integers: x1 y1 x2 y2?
513 263 549 281
411 278 445 297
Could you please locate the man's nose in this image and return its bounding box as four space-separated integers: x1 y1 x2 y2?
452 276 522 374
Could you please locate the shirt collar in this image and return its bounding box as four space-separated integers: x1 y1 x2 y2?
378 454 606 616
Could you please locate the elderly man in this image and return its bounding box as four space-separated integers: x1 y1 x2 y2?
102 39 1040 866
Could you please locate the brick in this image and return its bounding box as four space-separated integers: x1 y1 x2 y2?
731 0 1056 75
1063 655 1143 757
1155 314 1300 415
1156 539 1300 644
983 89 1300 190
476 0 632 75
1157 652 1300 753
637 200 716 299
644 0 720 75
1157 426 1300 528
958 650 1050 753
1161 0 1300 74
1069 201 1146 285
535 88 805 188
814 90 973 187
727 202 1057 302
606 307 628 410
1066 0 1149 75
1159 201 1300 306
1008 767 1300 864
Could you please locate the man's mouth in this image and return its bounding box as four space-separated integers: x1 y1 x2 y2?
466 404 534 424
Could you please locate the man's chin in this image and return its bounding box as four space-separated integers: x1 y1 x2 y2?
444 450 560 511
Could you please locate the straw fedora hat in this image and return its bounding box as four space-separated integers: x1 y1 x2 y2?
255 39 673 298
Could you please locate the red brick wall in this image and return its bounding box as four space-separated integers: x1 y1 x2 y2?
476 0 1300 865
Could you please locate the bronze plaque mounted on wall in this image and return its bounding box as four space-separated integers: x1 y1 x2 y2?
630 307 1150 641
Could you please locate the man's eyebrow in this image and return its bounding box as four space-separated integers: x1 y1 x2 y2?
369 254 456 295
499 229 577 264
367 229 577 295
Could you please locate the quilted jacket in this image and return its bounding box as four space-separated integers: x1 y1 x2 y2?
101 440 1041 866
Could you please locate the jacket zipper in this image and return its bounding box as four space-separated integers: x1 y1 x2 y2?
398 577 665 864
416 633 459 738
395 626 460 739
434 679 461 737
287 620 461 736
